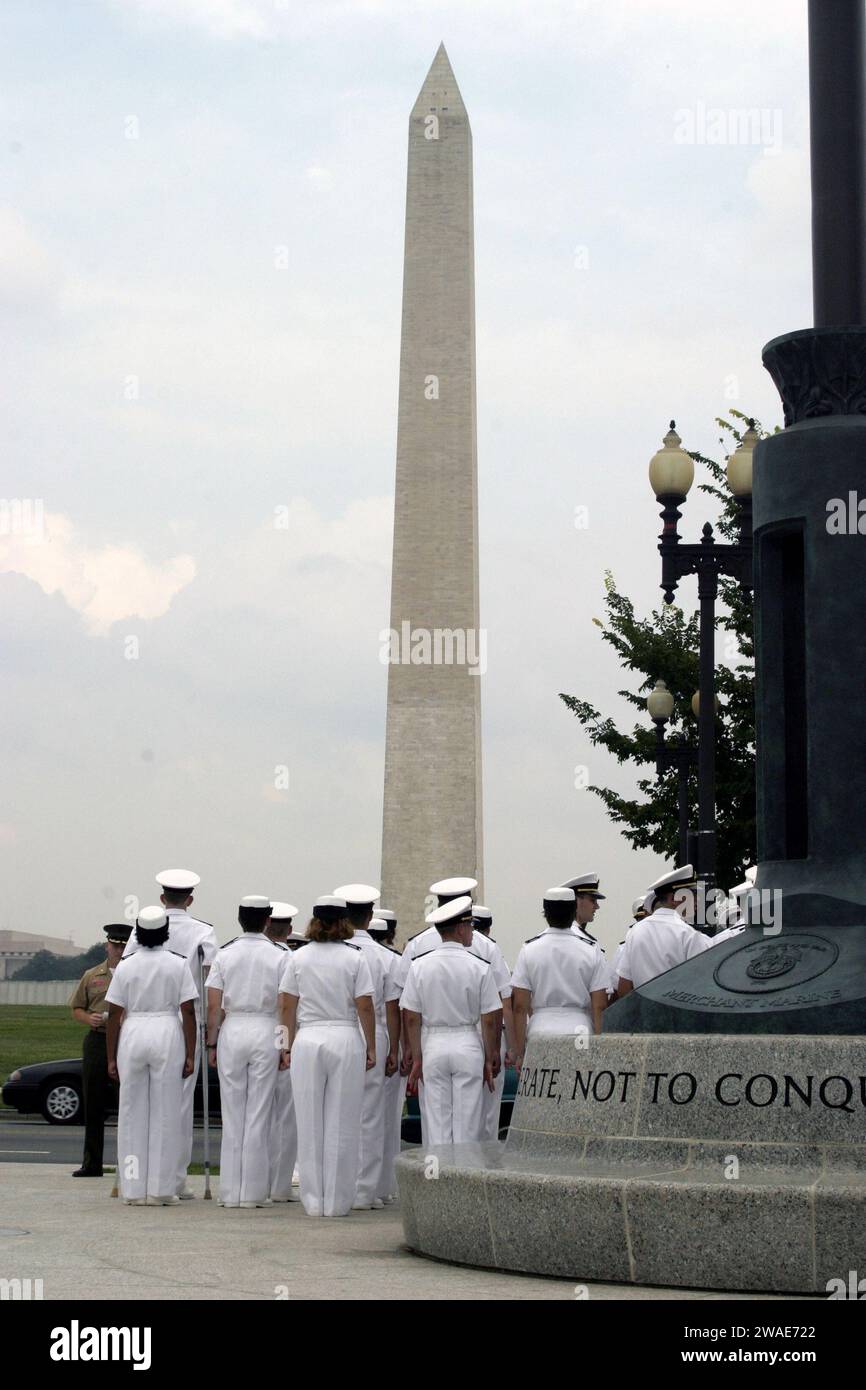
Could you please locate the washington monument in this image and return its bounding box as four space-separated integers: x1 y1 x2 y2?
380 44 483 942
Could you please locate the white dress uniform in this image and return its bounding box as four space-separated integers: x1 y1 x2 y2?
105 943 197 1204
123 905 218 1195
401 941 501 1147
208 929 284 1207
512 927 610 1039
279 940 374 1217
375 940 405 1201
616 907 711 988
267 904 300 1202
349 927 399 1207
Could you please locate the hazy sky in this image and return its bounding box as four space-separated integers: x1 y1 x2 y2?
0 0 812 963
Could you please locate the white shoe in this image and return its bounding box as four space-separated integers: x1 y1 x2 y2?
124 1198 146 1206
146 1195 179 1206
239 1199 272 1208
178 1188 196 1200
371 1198 385 1209
352 1200 372 1210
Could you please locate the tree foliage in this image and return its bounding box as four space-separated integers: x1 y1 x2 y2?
560 410 761 891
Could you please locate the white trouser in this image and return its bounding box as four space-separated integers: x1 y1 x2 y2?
480 1036 506 1141
378 1067 405 1199
216 1013 279 1206
117 1013 184 1200
528 1005 593 1039
419 1025 485 1148
356 1020 388 1204
177 1017 200 1193
269 1064 297 1200
292 1021 365 1217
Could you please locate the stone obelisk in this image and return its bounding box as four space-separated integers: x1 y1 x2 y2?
381 44 483 943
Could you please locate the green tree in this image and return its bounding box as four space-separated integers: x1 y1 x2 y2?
560 411 760 892
15 942 104 981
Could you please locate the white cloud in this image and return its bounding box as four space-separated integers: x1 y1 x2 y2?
0 512 196 635
0 207 63 311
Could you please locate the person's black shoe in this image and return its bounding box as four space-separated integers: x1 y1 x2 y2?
72 1167 103 1177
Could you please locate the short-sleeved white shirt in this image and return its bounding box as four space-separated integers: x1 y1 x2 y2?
278 941 374 1026
123 909 218 1013
617 908 711 989
105 945 197 1014
511 928 610 1010
400 942 502 1027
396 927 511 998
206 932 286 1013
351 930 401 1023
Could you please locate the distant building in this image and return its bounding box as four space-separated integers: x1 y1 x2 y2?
0 930 80 980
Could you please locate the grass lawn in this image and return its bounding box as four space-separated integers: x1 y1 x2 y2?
0 1005 85 1105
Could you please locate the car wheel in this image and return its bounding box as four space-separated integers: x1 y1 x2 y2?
42 1080 82 1125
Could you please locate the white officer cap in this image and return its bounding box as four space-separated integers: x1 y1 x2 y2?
426 895 474 926
471 905 492 922
649 863 697 894
137 905 168 929
632 894 650 917
270 901 298 920
429 876 477 897
333 883 380 906
240 895 271 910
156 868 200 891
369 917 387 931
560 872 606 899
376 909 397 924
544 886 576 904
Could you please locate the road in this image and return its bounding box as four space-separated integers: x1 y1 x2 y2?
0 1114 221 1164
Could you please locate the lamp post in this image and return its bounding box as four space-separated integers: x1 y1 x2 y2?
647 678 697 868
648 421 756 892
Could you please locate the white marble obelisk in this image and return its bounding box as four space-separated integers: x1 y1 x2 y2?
380 45 483 944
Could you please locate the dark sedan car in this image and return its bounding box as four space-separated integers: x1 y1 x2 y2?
2 1057 222 1125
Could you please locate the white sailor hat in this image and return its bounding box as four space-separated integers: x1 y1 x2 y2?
269 901 298 920
137 905 168 930
369 917 388 932
156 868 200 891
429 876 477 902
471 905 492 922
426 895 474 927
560 872 606 899
648 863 698 895
632 894 650 917
639 889 656 914
544 886 576 904
312 894 347 921
240 895 271 910
376 909 397 924
333 883 380 906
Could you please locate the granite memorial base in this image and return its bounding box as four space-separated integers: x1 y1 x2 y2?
396 1034 866 1293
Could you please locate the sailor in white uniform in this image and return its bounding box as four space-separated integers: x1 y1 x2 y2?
334 884 400 1211
616 864 711 993
206 896 284 1208
470 905 514 1142
106 907 197 1206
511 888 610 1063
368 911 404 1202
400 896 501 1147
710 872 755 945
564 872 616 996
264 901 300 1201
278 896 376 1218
122 868 218 1198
